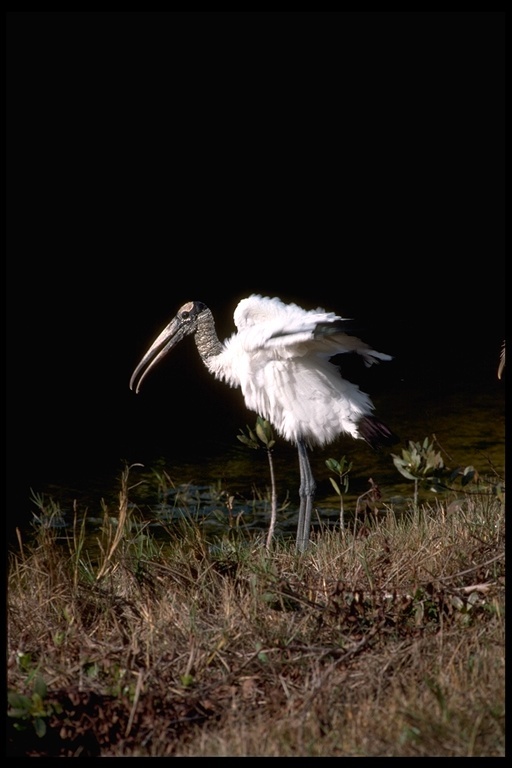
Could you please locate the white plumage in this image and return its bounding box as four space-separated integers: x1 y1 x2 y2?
130 294 397 551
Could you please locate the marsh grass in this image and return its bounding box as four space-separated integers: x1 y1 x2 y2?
7 465 505 757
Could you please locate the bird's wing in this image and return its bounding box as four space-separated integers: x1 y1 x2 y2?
240 318 391 367
233 295 392 366
234 295 339 330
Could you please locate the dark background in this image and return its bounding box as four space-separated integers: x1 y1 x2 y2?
6 13 505 534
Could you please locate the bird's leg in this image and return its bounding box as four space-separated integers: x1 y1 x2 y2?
295 439 316 553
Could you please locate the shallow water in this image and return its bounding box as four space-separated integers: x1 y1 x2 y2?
27 375 505 544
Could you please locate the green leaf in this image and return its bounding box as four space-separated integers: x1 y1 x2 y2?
237 434 258 449
448 467 462 483
392 457 417 480
329 477 341 496
255 418 273 446
34 717 47 738
8 692 31 710
17 652 33 673
8 708 30 720
247 425 258 443
33 676 47 700
461 469 476 486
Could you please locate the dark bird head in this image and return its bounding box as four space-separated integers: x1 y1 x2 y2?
129 301 207 394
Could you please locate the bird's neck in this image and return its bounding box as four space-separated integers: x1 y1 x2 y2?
194 307 224 362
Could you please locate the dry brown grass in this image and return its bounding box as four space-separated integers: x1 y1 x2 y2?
7 468 505 756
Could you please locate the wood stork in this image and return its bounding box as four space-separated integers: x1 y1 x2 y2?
129 295 398 552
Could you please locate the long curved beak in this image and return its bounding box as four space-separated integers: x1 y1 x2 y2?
129 315 191 394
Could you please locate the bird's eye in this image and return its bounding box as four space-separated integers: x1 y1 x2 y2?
181 311 190 320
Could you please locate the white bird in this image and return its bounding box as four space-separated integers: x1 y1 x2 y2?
129 294 397 552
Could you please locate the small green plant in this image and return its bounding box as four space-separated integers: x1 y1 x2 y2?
8 673 62 738
392 437 445 511
325 456 352 530
237 416 277 548
392 436 505 509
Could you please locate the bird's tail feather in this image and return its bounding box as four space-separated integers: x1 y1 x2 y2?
359 415 399 450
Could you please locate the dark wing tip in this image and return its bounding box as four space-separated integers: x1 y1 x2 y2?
314 319 358 337
358 415 400 450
